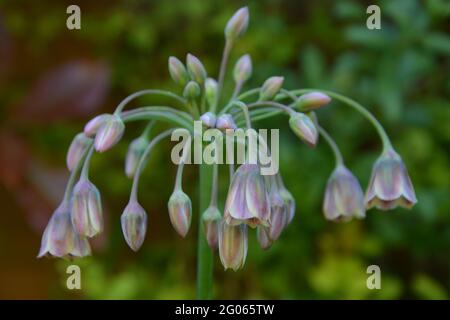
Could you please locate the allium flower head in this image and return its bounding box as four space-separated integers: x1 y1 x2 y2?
224 164 270 228
94 114 125 152
365 149 417 210
168 189 192 237
71 178 103 237
38 202 91 259
200 112 217 128
323 165 365 222
121 200 148 251
289 112 318 147
216 114 237 130
66 133 92 171
218 221 248 271
295 92 331 112
202 206 222 250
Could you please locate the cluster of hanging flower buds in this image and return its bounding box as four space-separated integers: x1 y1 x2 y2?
38 7 417 271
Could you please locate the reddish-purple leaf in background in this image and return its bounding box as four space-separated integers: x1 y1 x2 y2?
15 60 109 123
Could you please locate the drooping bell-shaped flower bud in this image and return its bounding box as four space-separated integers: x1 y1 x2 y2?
186 53 207 86
168 189 192 237
205 78 218 109
295 92 331 112
94 114 125 152
121 200 147 251
38 202 91 258
125 136 149 178
323 165 366 222
200 112 217 128
66 133 93 171
257 226 272 250
225 6 249 41
224 164 271 228
278 186 296 225
365 149 417 210
218 221 248 271
259 76 284 101
202 206 222 250
183 80 201 100
71 178 103 237
289 112 318 147
233 54 252 84
268 185 287 241
216 114 237 130
168 56 189 86
84 114 112 137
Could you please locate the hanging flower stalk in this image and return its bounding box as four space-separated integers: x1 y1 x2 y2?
38 7 417 299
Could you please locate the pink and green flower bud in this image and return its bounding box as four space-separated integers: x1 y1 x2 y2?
94 114 125 152
279 187 295 224
218 221 248 271
365 149 417 210
84 113 111 137
295 92 331 112
200 112 217 128
168 189 192 237
289 112 318 147
71 178 103 237
121 200 147 251
268 188 287 240
224 164 271 228
205 78 218 108
168 56 189 86
259 76 284 101
66 133 93 171
186 53 207 86
125 136 149 178
38 202 91 258
323 165 366 222
216 114 237 130
257 226 272 250
202 206 222 250
233 54 252 84
183 81 201 100
225 6 249 41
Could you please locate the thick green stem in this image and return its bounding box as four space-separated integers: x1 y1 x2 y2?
196 163 214 299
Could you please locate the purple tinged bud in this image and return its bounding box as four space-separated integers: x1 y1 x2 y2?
295 92 331 112
268 187 287 240
202 206 222 250
257 226 272 250
289 112 318 147
183 81 201 100
66 133 93 171
38 202 91 259
216 114 237 130
365 149 417 210
323 165 366 222
279 187 296 224
233 54 252 84
225 7 249 41
168 190 192 237
168 56 189 86
121 200 147 251
205 78 218 108
218 221 248 271
125 136 149 178
94 114 125 152
224 164 271 228
259 76 284 101
200 112 217 128
84 114 112 137
186 54 207 86
71 178 103 237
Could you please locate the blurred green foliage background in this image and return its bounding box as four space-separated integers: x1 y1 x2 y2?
0 0 449 299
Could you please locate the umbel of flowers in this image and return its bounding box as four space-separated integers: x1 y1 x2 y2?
38 7 417 293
